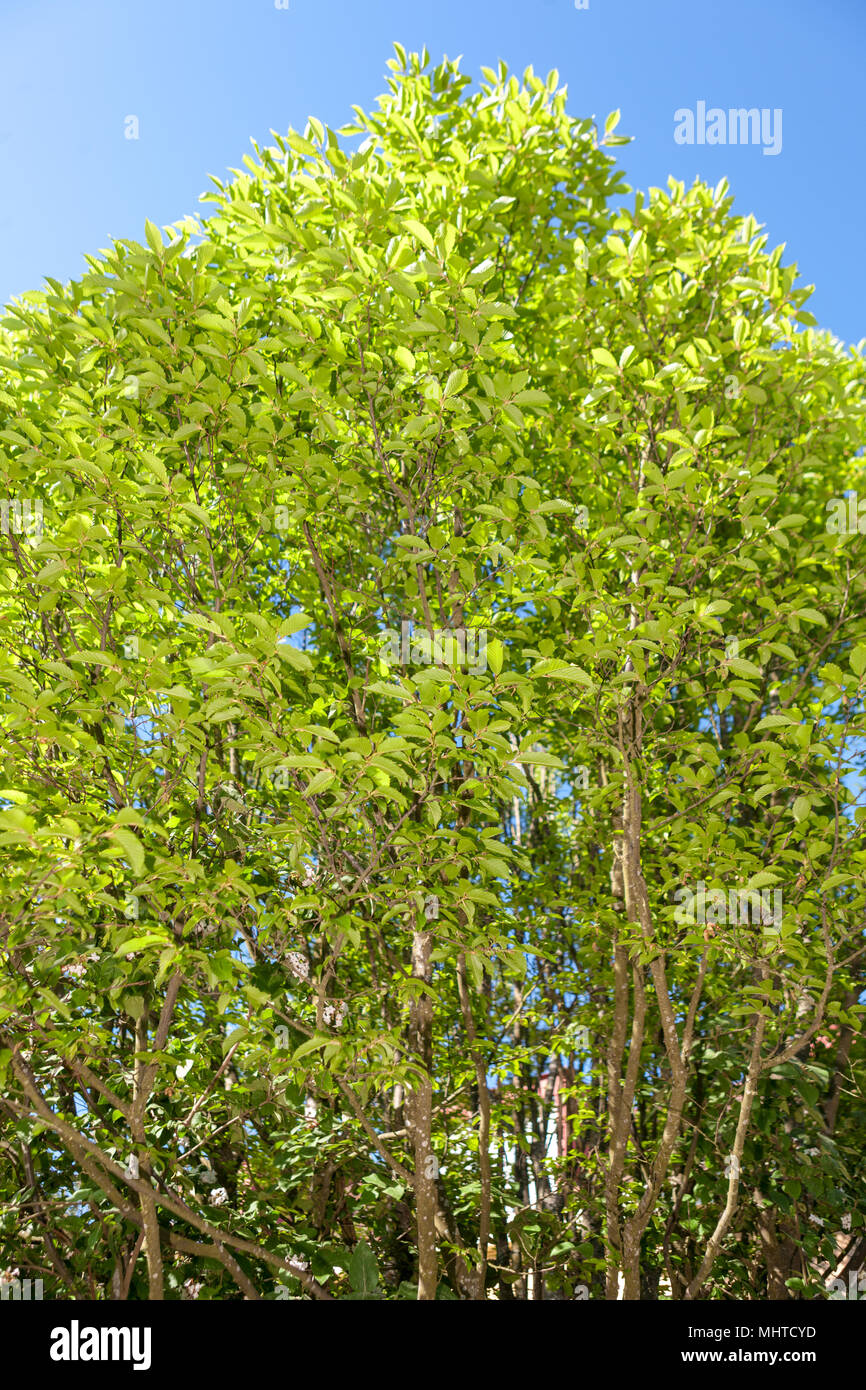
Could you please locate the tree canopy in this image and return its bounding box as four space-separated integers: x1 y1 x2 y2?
1 46 864 1302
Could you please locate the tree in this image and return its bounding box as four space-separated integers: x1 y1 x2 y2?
1 46 864 1301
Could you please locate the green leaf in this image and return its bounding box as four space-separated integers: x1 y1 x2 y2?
742 384 767 405
348 1241 380 1298
465 952 484 991
292 1035 329 1062
33 560 67 584
754 714 795 731
110 826 145 878
305 768 336 796
486 638 504 676
537 663 593 686
591 347 618 371
403 219 436 254
278 612 311 638
275 643 312 671
726 658 762 678
288 132 318 159
850 645 866 677
144 219 164 255
117 936 165 956
517 749 565 768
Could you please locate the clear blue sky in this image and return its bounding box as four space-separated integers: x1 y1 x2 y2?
1 0 863 345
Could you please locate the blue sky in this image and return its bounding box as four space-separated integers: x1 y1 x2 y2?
1 0 863 345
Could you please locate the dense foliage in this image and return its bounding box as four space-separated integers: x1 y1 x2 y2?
1 48 864 1301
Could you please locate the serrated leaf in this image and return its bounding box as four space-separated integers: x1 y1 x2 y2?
443 368 467 398
727 658 762 678
537 663 593 686
275 643 312 672
278 612 311 639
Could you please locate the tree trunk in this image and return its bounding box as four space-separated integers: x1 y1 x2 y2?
408 926 436 1300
